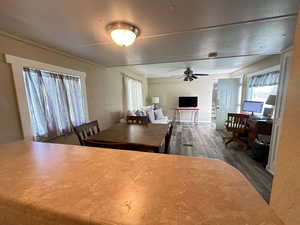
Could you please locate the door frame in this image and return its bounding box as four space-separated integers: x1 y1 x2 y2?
267 48 293 174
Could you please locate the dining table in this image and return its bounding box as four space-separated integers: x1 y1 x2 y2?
86 123 170 153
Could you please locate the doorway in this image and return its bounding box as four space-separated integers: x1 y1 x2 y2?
211 80 218 122
215 78 241 130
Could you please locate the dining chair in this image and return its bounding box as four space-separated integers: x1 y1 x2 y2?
164 122 174 154
223 113 249 149
127 116 148 125
73 120 100 146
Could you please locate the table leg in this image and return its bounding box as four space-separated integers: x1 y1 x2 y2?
164 134 168 154
194 110 198 123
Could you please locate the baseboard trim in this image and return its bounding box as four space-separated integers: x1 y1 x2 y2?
175 120 211 123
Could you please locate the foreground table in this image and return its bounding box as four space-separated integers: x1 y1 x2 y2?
0 141 283 225
87 123 170 153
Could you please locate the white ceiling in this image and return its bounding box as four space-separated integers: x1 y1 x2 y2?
124 55 268 78
0 0 298 68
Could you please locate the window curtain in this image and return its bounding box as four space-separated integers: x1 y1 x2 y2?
247 70 280 99
123 75 144 114
122 75 129 116
23 68 86 140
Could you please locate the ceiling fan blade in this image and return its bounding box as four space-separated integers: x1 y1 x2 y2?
193 74 209 76
192 75 198 79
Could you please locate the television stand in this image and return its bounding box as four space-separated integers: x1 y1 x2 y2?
175 108 200 123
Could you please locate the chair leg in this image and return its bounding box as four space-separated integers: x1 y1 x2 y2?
223 133 248 150
237 138 248 150
226 139 234 146
223 136 232 142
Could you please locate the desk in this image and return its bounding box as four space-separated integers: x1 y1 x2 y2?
0 141 283 225
247 118 273 148
175 108 199 123
87 123 169 153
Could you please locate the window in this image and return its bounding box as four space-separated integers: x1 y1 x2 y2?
249 85 278 102
124 76 144 112
5 54 89 140
23 68 87 140
247 70 280 103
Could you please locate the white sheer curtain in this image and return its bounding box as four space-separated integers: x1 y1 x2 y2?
23 68 87 140
123 75 143 112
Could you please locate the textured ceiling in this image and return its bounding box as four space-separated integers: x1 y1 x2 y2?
0 0 298 67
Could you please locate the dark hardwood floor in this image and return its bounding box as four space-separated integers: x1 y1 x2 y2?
169 122 273 202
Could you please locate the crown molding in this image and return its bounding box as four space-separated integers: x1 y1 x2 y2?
0 29 103 68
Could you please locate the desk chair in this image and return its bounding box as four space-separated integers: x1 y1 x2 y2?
223 113 249 149
73 120 100 146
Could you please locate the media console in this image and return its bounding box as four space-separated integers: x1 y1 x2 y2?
175 108 200 123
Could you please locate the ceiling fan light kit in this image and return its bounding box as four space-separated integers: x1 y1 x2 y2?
182 67 209 82
106 22 140 47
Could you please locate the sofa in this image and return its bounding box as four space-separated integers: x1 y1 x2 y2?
127 105 170 124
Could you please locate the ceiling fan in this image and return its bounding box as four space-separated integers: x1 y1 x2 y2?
179 68 209 82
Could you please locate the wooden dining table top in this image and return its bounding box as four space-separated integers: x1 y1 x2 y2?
87 123 170 148
0 141 283 225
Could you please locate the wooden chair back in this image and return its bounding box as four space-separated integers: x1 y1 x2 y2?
127 116 148 125
164 122 174 154
73 120 100 146
225 113 249 134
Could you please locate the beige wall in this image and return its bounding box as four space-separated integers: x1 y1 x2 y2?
0 30 147 145
230 54 281 77
270 14 300 225
148 75 229 122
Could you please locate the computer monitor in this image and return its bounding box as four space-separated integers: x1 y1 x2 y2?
242 100 264 115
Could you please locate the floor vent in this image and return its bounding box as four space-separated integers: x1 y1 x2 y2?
183 144 193 147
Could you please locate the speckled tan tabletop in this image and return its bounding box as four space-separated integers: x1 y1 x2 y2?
0 141 283 225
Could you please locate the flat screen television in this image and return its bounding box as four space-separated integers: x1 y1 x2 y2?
179 96 198 107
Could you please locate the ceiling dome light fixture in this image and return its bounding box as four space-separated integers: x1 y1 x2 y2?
106 22 140 47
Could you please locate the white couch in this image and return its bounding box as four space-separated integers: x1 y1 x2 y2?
128 105 170 124
151 116 169 124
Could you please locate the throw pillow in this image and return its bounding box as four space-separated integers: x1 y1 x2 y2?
135 110 143 116
147 109 155 123
127 110 135 116
154 108 164 120
142 105 154 112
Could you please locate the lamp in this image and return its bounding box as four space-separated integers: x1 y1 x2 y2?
265 95 276 118
106 22 140 47
266 95 276 106
152 97 160 109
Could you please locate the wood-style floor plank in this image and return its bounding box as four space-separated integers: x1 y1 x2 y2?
169 122 273 202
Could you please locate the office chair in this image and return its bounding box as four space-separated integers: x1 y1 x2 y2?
223 113 249 149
